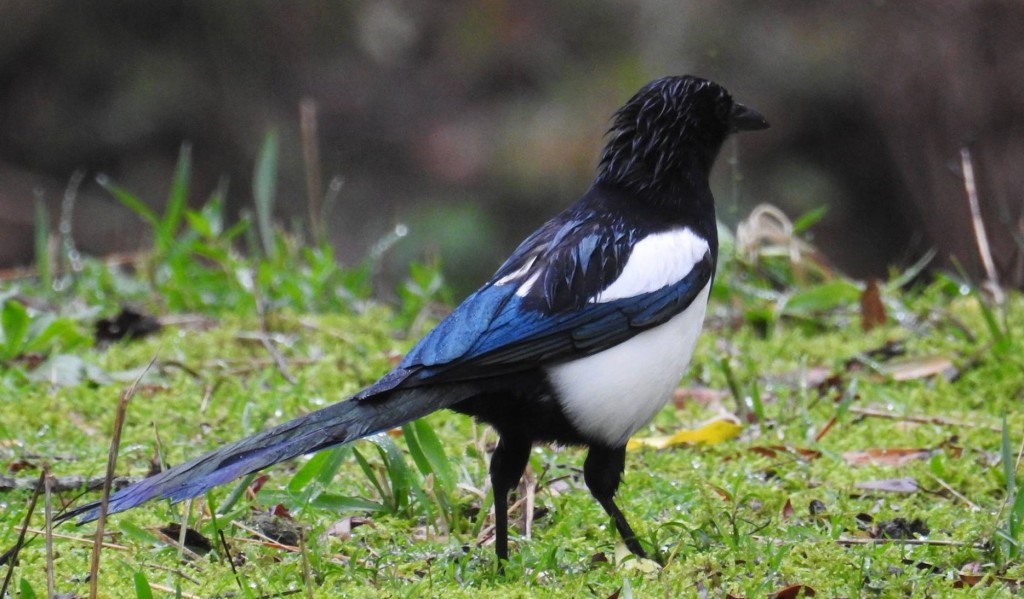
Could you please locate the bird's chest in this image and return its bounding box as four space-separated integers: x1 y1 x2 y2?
546 283 710 447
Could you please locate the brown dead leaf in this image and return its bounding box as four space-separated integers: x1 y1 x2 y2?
770 584 817 598
860 279 887 331
707 483 734 502
249 474 270 495
781 498 794 521
954 575 984 588
764 366 834 390
843 448 935 467
954 572 1024 590
321 517 354 541
672 386 730 409
854 477 919 493
880 356 957 381
749 445 822 461
6 459 37 473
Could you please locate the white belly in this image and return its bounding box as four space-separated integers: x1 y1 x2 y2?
546 283 710 447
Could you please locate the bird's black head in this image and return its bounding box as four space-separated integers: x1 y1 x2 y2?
596 76 768 198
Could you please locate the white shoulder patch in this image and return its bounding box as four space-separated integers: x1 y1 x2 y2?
495 256 537 286
494 255 541 298
593 228 709 303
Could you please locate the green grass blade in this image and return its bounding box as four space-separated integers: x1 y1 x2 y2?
19 579 38 599
159 143 192 253
98 175 160 230
368 434 412 513
217 473 257 515
119 520 164 546
253 129 279 257
305 493 384 513
1011 476 1024 544
792 206 827 233
287 446 349 494
886 248 936 290
783 280 861 314
409 419 455 493
1002 415 1015 501
34 199 51 291
133 572 154 599
1 299 30 358
352 446 388 507
23 317 88 354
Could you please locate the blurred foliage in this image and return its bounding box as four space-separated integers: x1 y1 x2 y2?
2 1 1020 294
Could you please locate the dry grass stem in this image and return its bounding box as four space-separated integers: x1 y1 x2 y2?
0 472 44 597
148 581 203 599
230 520 300 551
960 147 1004 303
253 288 297 384
177 497 194 561
299 531 316 599
523 468 536 541
89 354 159 599
928 473 981 511
151 527 205 563
25 528 129 551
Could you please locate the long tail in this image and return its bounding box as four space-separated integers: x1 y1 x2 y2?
60 380 478 523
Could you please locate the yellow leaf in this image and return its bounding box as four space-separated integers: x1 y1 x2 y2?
626 415 742 451
613 541 662 573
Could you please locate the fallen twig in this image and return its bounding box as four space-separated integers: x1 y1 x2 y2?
753 534 986 550
0 474 133 493
849 406 1000 432
140 562 201 585
836 536 986 549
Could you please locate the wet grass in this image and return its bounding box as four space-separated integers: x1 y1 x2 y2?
2 149 1023 597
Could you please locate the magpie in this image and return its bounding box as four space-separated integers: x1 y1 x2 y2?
61 75 768 561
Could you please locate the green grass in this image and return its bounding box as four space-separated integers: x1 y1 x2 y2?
3 158 1024 597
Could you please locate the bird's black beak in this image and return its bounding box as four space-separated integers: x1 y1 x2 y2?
729 102 769 132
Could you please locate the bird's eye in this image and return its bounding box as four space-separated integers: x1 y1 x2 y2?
714 101 731 123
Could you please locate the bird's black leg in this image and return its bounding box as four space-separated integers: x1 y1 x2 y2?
490 435 532 563
583 445 646 558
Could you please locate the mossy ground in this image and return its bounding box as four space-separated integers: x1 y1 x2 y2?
2 283 1023 598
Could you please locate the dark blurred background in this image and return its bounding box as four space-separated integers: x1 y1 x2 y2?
1 1 1021 294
